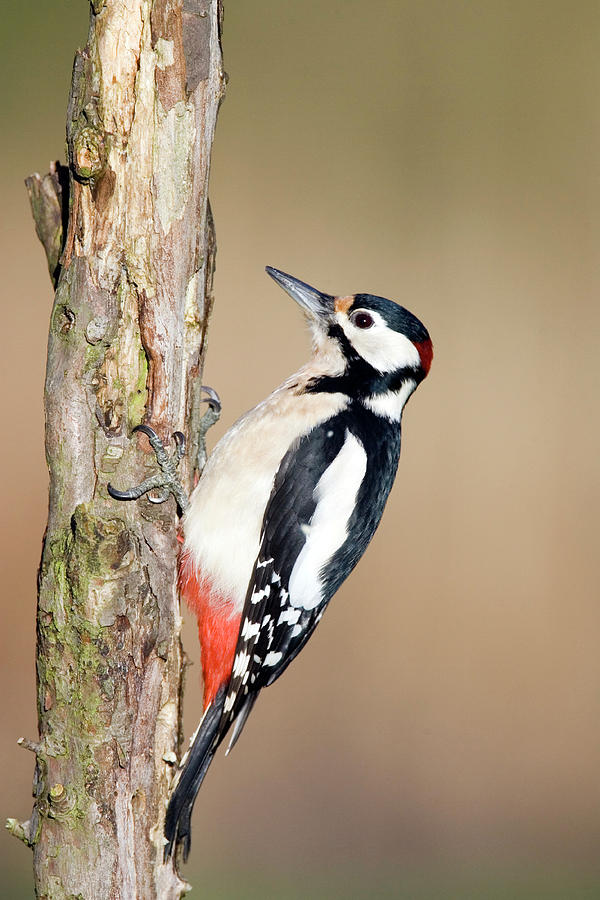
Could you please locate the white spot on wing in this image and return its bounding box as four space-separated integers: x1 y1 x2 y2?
250 585 271 604
264 651 283 667
241 619 260 641
265 618 275 647
232 651 250 678
288 430 367 610
278 608 301 626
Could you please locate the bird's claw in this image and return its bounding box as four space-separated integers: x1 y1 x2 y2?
201 385 221 414
108 426 189 515
197 385 222 471
107 388 222 514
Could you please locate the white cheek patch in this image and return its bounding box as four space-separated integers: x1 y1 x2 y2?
337 310 421 374
288 430 367 610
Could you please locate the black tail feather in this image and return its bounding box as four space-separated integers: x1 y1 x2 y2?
164 686 226 861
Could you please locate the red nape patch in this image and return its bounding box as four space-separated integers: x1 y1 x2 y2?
179 552 241 710
414 338 433 376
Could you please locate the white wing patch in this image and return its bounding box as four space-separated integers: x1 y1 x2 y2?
288 430 367 610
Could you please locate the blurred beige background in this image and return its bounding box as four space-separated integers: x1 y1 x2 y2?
1 1 599 896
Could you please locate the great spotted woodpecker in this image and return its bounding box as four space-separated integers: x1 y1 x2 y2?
109 267 432 861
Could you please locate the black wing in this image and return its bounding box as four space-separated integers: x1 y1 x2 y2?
217 406 401 749
217 420 348 741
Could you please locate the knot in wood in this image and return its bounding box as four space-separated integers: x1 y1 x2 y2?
73 126 106 183
48 783 74 816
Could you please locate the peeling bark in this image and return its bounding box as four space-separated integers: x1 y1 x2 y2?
17 1 225 897
25 162 69 287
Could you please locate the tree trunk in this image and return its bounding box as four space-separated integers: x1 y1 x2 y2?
11 1 225 896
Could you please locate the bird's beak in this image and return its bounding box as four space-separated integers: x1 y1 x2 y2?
266 267 333 321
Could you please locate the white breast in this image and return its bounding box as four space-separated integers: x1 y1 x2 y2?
183 373 348 612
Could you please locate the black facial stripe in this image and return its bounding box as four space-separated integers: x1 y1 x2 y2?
327 322 363 366
305 321 420 395
310 322 424 397
304 367 422 397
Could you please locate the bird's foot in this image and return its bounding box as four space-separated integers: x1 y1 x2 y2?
108 425 188 513
107 386 221 516
196 385 221 472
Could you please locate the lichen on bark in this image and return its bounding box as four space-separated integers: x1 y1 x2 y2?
16 1 226 897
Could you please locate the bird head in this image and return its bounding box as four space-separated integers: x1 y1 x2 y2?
266 266 433 386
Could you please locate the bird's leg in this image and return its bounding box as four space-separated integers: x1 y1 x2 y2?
108 386 221 516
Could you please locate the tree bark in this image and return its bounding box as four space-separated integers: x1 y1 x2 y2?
12 1 225 896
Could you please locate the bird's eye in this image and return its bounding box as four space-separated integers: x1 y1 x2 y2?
351 311 374 329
